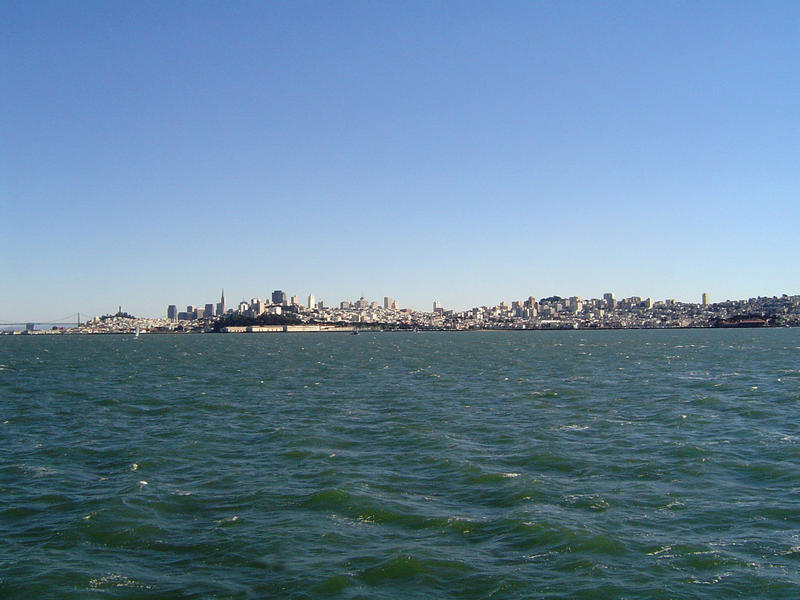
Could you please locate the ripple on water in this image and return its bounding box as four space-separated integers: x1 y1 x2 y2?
2 330 800 598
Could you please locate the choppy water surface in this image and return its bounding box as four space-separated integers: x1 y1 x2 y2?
1 329 799 598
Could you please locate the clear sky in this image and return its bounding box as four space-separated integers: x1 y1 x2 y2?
2 1 799 321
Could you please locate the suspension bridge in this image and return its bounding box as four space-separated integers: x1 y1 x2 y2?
0 313 82 330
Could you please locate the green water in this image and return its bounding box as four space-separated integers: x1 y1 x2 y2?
1 329 799 598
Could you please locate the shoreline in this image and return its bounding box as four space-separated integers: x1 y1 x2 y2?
3 323 793 336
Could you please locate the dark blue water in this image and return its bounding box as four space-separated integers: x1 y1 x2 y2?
1 330 799 598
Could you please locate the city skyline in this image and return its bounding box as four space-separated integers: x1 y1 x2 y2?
162 288 789 315
4 282 800 324
7 288 799 333
3 3 799 322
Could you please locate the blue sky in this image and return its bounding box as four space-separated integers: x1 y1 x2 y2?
2 1 798 320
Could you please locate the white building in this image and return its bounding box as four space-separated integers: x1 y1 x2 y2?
251 298 265 315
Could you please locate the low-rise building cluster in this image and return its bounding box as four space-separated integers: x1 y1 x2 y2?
438 293 800 330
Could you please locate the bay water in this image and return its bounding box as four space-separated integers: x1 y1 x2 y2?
1 329 799 598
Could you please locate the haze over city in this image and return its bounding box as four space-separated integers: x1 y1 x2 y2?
2 2 799 322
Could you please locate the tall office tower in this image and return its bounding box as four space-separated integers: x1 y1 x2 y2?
186 305 194 314
391 299 399 310
205 303 214 318
702 292 709 306
603 293 616 309
167 305 178 321
384 296 393 309
290 295 300 306
524 296 536 309
271 290 287 305
356 297 369 310
643 298 653 309
433 300 443 314
569 296 583 313
216 289 225 316
307 294 315 309
195 307 205 319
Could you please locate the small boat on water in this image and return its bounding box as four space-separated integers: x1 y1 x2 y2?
351 330 359 335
